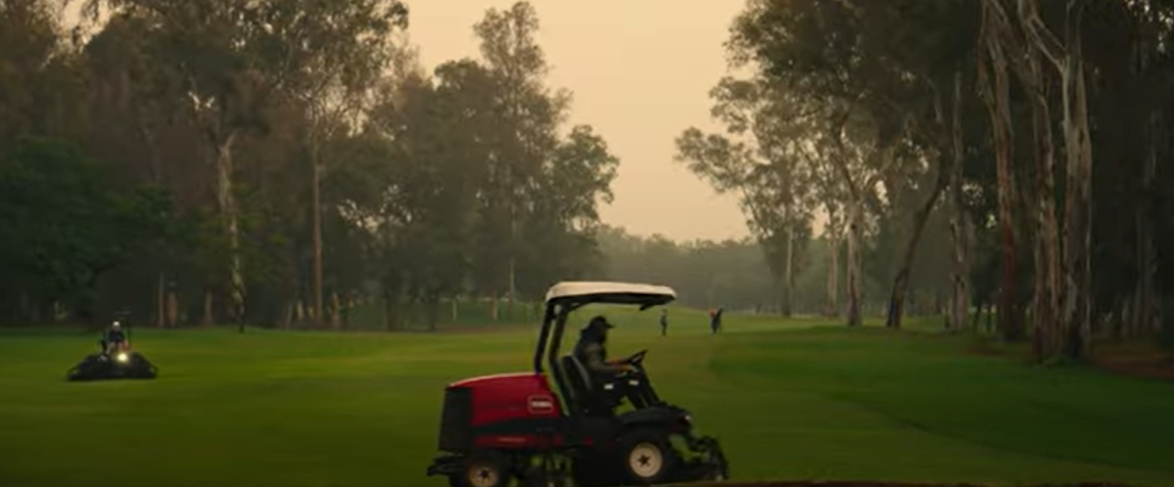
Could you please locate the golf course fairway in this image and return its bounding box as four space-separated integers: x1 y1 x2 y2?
1 309 1172 487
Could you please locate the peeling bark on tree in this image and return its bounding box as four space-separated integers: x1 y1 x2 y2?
1018 0 1094 359
1016 42 1062 359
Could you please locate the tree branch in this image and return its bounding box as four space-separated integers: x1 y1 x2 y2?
1016 0 1066 72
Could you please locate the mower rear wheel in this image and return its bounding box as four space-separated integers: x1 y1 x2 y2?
450 452 509 487
617 429 679 485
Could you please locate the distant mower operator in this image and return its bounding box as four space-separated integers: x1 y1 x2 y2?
67 321 158 381
426 281 728 487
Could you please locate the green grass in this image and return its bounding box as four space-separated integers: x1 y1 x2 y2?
0 308 1172 487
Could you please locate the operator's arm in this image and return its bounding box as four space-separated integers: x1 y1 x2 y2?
582 343 629 375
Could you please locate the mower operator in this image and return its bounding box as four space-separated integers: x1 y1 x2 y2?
101 321 128 354
572 316 651 410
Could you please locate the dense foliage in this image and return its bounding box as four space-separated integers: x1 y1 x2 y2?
0 0 618 329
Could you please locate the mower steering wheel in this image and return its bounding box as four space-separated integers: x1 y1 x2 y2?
625 349 648 366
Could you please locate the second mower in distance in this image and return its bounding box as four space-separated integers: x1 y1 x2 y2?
67 321 158 381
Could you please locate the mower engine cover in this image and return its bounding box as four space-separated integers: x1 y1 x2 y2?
436 372 563 452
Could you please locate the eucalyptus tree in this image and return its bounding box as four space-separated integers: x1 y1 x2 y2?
675 75 816 317
470 1 569 310
724 0 982 329
267 0 408 326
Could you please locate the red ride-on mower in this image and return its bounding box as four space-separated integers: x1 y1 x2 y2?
426 281 729 487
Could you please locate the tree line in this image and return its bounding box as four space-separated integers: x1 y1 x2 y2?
0 0 619 330
675 0 1174 361
595 225 963 318
8 0 1174 363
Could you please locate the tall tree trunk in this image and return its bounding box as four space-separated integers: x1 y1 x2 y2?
979 4 1025 341
426 292 440 332
826 205 841 317
202 288 214 327
948 70 972 334
782 212 795 317
1056 2 1093 359
1022 43 1062 359
311 139 324 326
1016 0 1094 359
213 132 245 325
1133 112 1158 337
506 154 517 323
846 200 863 327
1067 53 1094 359
156 272 166 328
283 301 294 329
886 165 948 329
331 291 341 329
166 287 178 327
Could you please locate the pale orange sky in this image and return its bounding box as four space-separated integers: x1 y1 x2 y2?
405 0 751 242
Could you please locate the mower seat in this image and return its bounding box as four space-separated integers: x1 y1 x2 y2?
560 354 617 416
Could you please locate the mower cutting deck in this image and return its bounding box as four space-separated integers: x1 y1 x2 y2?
67 334 158 382
67 350 158 381
425 281 728 487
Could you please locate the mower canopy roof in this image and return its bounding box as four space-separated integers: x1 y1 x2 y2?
543 281 676 309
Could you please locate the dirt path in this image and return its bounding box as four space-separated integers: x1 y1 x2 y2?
1091 342 1174 382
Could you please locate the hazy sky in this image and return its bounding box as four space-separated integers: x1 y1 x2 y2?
405 0 751 242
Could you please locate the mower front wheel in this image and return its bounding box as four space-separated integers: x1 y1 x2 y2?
450 451 510 487
616 429 679 485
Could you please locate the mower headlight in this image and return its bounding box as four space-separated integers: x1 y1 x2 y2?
116 353 129 363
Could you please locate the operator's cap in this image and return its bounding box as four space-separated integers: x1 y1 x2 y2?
586 315 614 331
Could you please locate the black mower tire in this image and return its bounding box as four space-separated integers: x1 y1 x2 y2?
616 429 680 485
449 451 510 487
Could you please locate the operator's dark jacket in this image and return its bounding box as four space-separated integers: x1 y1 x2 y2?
104 328 126 343
573 318 627 385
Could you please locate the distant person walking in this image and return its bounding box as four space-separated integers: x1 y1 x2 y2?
709 307 724 335
659 308 669 336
